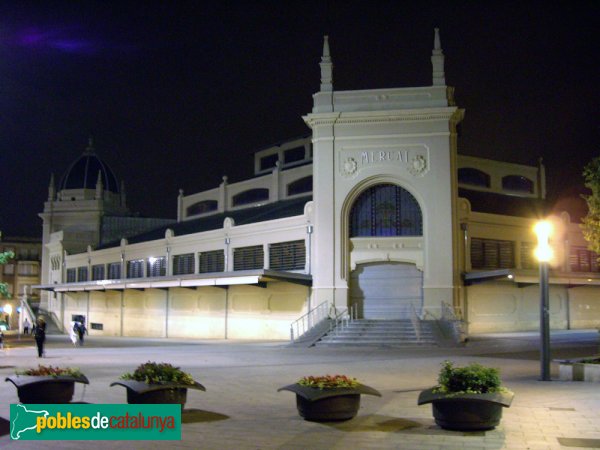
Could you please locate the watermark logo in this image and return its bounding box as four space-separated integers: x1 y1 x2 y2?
10 404 181 440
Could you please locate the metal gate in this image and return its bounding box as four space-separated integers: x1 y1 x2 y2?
350 262 423 319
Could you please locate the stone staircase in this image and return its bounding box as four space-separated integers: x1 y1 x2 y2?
314 319 438 347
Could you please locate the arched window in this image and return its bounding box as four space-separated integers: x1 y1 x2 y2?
458 168 491 188
350 184 422 237
502 175 533 193
187 200 218 216
287 176 312 196
232 188 269 206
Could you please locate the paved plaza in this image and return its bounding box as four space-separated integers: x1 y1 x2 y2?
0 330 599 449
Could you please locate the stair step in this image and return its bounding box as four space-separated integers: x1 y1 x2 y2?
314 319 438 347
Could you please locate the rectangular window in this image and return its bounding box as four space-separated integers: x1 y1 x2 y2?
92 264 105 281
570 247 600 272
520 242 537 269
173 253 195 275
107 262 121 280
17 263 39 276
77 266 88 282
233 245 264 271
260 154 279 171
127 259 145 278
3 264 14 275
199 250 225 273
66 268 76 283
269 240 306 270
147 256 167 277
471 238 514 270
284 147 305 164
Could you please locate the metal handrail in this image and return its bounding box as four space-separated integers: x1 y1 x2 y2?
328 302 359 335
410 303 422 342
438 301 465 343
290 301 329 342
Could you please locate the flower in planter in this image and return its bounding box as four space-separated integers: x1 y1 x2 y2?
120 361 195 385
7 365 89 404
112 361 205 407
418 360 514 431
16 365 85 378
297 374 359 389
279 374 381 422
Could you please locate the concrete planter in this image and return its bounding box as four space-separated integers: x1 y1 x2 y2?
278 383 381 422
110 380 206 409
6 374 89 404
557 357 600 382
418 388 514 431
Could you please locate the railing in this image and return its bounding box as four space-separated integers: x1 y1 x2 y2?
47 310 65 333
328 302 358 335
439 302 464 343
19 298 36 333
410 303 422 342
290 301 329 342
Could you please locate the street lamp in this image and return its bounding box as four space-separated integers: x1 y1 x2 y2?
534 220 553 381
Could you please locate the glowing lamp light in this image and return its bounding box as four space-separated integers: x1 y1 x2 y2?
4 304 12 316
148 257 157 265
534 220 554 263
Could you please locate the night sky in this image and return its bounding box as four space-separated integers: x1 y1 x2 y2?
0 1 598 238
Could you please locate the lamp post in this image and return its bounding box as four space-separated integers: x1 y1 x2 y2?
534 220 553 381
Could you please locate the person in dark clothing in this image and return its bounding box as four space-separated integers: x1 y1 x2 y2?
34 318 46 357
76 321 87 346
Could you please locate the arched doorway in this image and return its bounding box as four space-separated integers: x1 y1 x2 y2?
348 183 424 319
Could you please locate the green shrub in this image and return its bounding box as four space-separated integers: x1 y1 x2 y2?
435 361 504 394
121 361 195 385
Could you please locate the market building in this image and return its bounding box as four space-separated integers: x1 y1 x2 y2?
34 31 600 342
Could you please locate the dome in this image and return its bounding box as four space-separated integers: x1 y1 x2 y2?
59 139 120 193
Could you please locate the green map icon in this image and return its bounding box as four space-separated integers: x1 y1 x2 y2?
11 404 49 440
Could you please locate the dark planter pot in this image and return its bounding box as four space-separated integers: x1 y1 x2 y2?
418 388 514 431
278 383 381 422
110 380 206 409
5 375 90 404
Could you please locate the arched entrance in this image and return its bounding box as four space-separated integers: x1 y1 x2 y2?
348 183 424 319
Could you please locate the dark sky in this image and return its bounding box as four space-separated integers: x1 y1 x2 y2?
0 1 598 237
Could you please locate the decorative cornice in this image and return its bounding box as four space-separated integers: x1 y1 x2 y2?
303 107 459 128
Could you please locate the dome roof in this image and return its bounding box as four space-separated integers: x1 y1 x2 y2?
59 139 120 193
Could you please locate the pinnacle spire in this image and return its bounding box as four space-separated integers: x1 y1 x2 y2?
431 28 446 86
48 173 56 201
319 35 333 92
95 170 104 200
84 136 95 155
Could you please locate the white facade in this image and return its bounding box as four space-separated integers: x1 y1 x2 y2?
36 31 600 340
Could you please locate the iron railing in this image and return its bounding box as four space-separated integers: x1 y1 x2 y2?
329 302 358 335
290 301 329 342
410 302 422 341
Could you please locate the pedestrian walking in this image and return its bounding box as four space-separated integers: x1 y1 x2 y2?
0 331 4 349
69 321 78 346
23 318 30 335
76 321 87 346
34 317 46 357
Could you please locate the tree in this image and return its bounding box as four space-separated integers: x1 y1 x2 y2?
581 157 600 257
0 236 14 298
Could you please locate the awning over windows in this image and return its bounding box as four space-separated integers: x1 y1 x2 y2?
464 269 600 287
34 269 312 292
